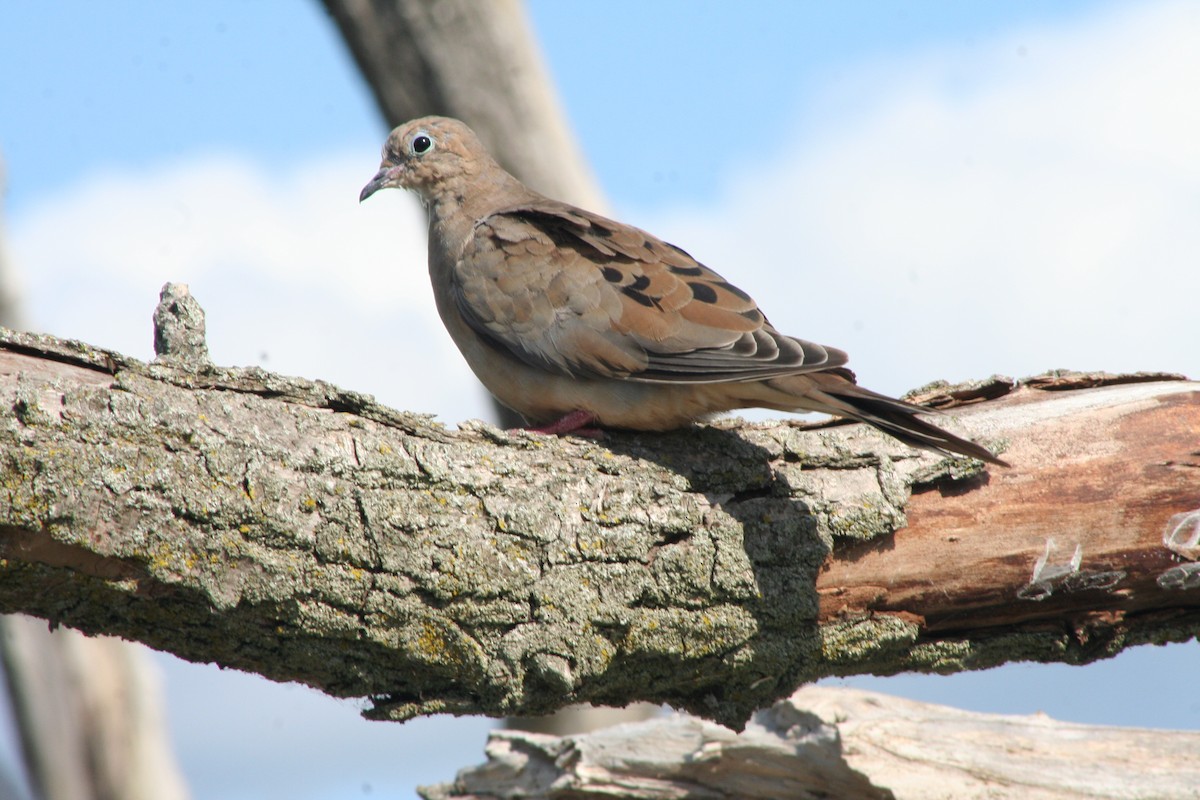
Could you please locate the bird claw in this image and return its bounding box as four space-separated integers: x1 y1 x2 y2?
516 410 605 439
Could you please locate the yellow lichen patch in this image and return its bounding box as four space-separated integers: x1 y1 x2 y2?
625 606 757 660
415 621 447 658
147 540 197 575
411 619 477 670
577 536 608 553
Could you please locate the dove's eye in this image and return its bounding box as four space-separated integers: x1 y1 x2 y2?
410 134 434 156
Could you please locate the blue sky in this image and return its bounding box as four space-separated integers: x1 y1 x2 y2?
1 1 1112 214
2 2 1199 798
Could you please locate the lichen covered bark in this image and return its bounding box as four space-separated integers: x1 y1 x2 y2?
1 318 1196 729
0 322 969 727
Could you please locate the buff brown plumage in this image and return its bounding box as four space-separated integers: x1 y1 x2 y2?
361 117 1004 465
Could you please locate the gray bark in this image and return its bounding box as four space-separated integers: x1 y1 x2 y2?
0 286 1196 729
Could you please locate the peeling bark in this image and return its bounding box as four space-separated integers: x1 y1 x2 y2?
818 373 1200 677
0 288 1197 729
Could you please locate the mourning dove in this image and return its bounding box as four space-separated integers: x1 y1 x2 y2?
361 116 1004 465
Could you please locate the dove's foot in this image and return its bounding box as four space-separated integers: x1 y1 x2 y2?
519 410 605 438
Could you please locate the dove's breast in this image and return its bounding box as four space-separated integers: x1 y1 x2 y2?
431 285 721 428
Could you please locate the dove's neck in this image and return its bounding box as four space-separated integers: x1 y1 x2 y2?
425 164 539 255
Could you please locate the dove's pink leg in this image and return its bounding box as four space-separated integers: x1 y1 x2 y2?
520 410 604 438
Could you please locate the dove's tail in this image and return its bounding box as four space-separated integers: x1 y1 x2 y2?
773 372 1008 466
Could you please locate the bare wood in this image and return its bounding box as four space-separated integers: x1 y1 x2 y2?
818 374 1200 676
321 0 606 208
420 685 1200 800
0 289 1197 729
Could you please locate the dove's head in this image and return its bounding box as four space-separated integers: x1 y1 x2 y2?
359 116 496 205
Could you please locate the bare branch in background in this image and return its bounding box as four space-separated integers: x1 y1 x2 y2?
322 0 606 208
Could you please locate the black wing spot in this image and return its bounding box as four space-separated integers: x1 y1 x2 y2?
622 287 659 308
630 274 651 291
688 282 719 304
715 281 753 301
601 266 623 283
667 264 705 277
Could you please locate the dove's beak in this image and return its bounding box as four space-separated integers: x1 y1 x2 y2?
359 168 391 202
360 162 406 202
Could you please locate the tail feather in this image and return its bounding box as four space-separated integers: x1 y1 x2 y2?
803 374 1007 466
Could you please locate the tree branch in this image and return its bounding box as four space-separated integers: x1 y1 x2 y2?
0 286 1196 729
321 0 606 208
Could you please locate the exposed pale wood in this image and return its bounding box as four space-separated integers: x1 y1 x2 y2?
818 376 1200 675
420 685 1200 800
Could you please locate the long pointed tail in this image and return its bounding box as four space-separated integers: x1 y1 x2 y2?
794 372 1008 466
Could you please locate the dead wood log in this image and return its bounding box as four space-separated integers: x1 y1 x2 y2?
418 684 1200 800
0 285 1196 729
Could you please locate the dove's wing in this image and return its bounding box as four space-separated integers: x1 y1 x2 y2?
451 200 847 384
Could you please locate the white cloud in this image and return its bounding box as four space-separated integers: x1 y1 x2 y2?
647 0 1200 396
11 152 495 425
16 154 425 308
